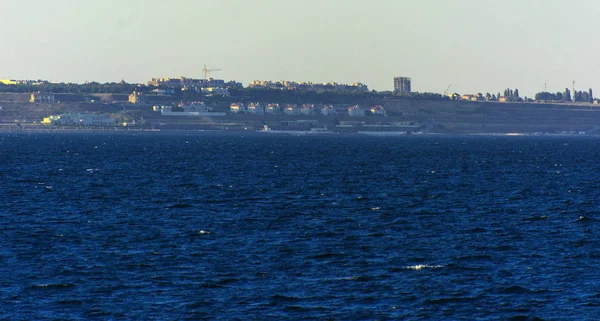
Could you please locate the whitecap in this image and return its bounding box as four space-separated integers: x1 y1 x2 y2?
406 264 443 271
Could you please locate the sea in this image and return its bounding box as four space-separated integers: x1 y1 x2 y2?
2 132 600 320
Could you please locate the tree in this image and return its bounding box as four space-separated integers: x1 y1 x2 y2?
556 92 563 101
590 88 594 102
564 88 572 101
535 92 556 101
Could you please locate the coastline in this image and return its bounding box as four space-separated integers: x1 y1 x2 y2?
0 125 594 138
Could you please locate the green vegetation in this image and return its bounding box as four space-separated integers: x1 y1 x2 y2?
226 88 448 104
0 82 143 94
535 91 564 101
535 88 594 103
0 82 449 104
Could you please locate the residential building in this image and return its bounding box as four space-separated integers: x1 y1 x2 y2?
151 88 175 95
462 93 483 101
128 90 145 104
247 103 264 115
200 87 229 96
370 105 387 116
42 113 115 126
348 105 365 117
148 76 226 89
230 103 245 113
394 77 411 94
225 80 243 89
321 105 337 116
299 104 315 116
30 91 55 103
0 79 18 85
283 104 300 116
449 93 461 100
265 103 280 115
178 101 210 112
248 80 368 92
2 79 48 86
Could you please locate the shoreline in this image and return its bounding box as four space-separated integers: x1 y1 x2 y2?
0 126 596 138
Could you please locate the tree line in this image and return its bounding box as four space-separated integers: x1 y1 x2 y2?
534 88 594 103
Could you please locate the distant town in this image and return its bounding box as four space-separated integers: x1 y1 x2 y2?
1 72 600 135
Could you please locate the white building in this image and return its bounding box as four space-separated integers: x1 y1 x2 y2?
370 105 387 116
300 104 315 116
283 104 300 116
44 113 115 126
247 103 264 115
230 103 245 113
157 102 226 117
265 103 280 115
348 105 365 117
321 105 337 116
200 87 229 96
30 91 55 103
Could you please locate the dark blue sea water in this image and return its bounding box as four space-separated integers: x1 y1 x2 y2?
2 133 600 320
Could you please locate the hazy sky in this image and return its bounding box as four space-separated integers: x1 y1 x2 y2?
1 0 599 96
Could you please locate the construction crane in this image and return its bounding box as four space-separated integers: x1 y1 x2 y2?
443 84 452 96
202 65 222 79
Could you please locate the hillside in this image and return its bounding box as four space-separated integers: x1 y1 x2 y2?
2 93 600 134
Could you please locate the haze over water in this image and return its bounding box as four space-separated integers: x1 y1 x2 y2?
2 133 600 319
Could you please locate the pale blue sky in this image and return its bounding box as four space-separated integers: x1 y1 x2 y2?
1 0 599 96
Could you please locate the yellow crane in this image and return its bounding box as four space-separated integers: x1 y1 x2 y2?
202 65 222 79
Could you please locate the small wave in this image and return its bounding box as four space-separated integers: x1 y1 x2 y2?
492 245 513 252
283 305 311 312
405 264 443 271
495 285 535 294
56 299 83 306
425 296 478 304
456 255 494 261
467 227 487 233
216 278 239 285
307 252 345 260
333 276 373 282
184 300 213 309
198 282 224 289
576 216 597 223
522 216 549 221
26 283 75 290
270 294 303 303
508 315 546 321
165 203 194 209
